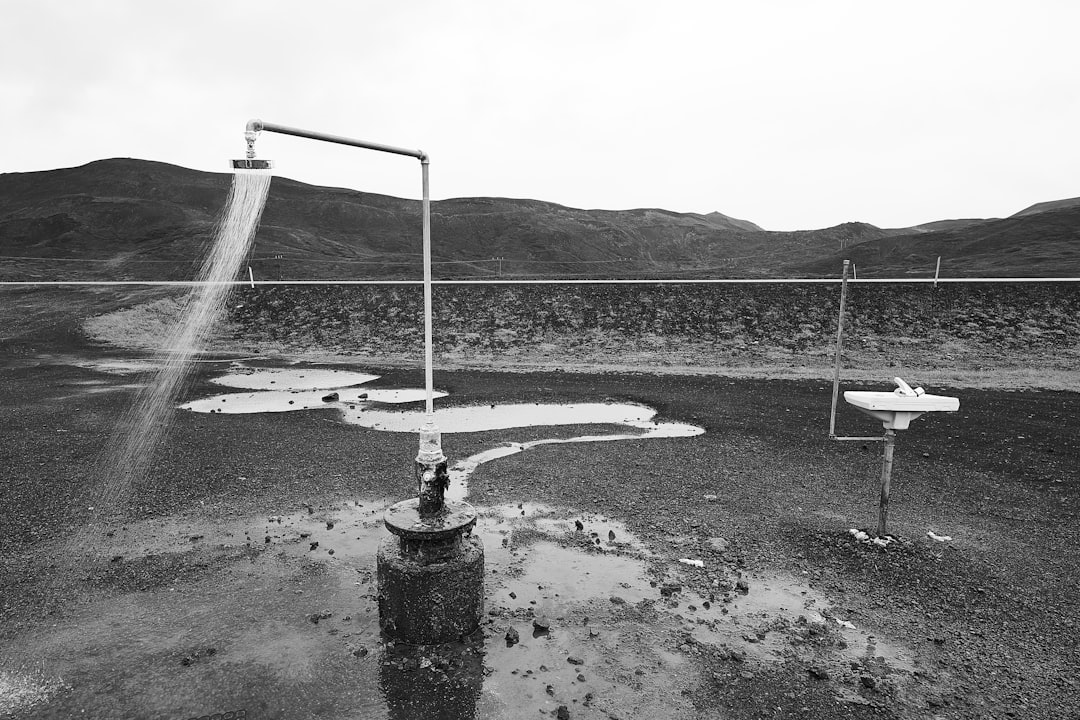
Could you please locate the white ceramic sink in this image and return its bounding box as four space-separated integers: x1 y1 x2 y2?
844 378 959 430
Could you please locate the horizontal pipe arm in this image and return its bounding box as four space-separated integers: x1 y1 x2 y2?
247 119 427 161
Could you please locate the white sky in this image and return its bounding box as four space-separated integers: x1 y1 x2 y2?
4 0 1079 231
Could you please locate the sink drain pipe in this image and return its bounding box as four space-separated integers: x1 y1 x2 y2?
829 260 885 443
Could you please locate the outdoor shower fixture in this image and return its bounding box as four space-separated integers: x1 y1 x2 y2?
239 120 482 643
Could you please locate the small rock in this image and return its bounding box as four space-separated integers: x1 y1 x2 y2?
322 392 340 402
608 530 616 541
509 591 517 599
808 665 830 680
609 596 627 605
735 579 750 594
352 647 369 658
505 628 520 646
660 582 682 597
860 675 876 689
575 520 584 531
309 541 319 551
567 655 584 666
533 616 551 631
556 705 570 720
576 673 586 682
326 521 335 530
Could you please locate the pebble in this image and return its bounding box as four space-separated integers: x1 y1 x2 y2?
567 655 584 665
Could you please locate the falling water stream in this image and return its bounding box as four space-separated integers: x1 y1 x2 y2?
78 169 272 530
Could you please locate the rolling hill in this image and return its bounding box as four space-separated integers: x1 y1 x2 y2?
1 158 1077 280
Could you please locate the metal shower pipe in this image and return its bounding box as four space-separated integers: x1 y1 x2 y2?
242 120 437 419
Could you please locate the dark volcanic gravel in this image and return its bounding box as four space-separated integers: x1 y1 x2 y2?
1 288 1078 719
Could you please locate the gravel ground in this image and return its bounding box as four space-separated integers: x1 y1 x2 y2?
1 287 1078 719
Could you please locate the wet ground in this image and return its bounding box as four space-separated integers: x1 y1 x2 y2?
1 351 1078 719
3 498 914 720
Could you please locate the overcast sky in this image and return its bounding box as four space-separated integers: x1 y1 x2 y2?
4 0 1078 231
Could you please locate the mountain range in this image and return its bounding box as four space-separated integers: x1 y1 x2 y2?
1 158 1077 280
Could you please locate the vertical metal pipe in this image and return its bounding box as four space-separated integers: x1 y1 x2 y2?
877 429 896 536
829 259 851 437
422 158 434 418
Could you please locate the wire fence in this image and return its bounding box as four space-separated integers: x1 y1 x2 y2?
3 254 1080 284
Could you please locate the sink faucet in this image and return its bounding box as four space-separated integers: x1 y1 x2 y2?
892 377 924 397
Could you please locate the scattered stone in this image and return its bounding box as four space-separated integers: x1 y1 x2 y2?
708 537 730 552
309 541 319 551
352 647 369 658
326 521 335 530
735 578 750 594
660 582 682 597
860 675 876 689
505 627 520 646
576 673 586 682
110 555 123 563
575 520 584 531
567 655 584 665
509 591 517 599
322 392 339 402
533 616 551 631
308 611 332 624
608 530 616 541
557 705 570 720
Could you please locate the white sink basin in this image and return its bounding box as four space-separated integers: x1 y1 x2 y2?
844 390 959 430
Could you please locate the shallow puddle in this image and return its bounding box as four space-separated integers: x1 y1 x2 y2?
180 365 704 504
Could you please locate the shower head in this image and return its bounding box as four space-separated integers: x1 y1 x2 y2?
231 158 273 170
232 127 272 171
